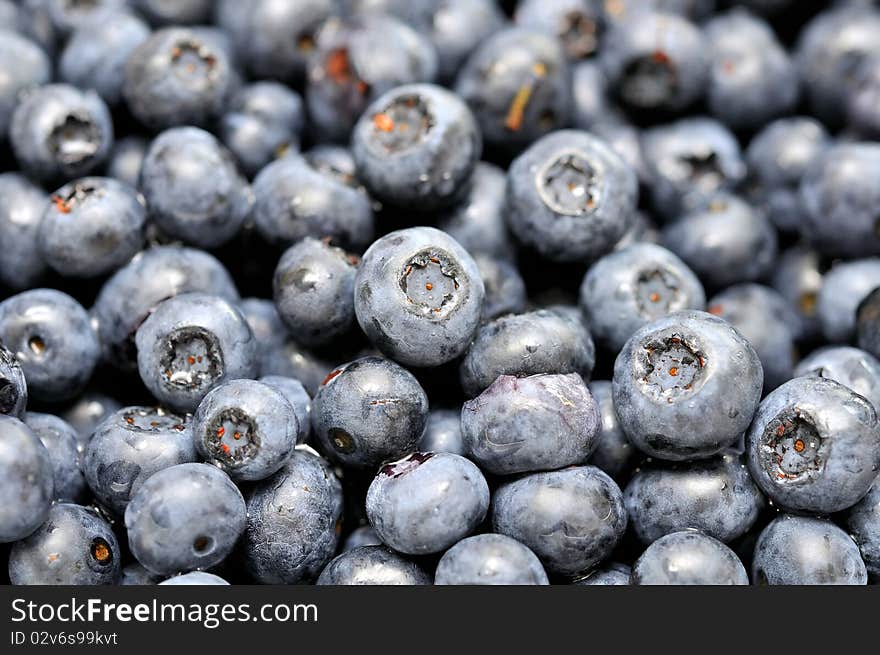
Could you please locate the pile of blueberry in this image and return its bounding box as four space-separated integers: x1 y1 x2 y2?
1 0 880 587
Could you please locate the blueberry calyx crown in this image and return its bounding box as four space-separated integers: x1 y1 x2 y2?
207 407 260 465
537 151 603 217
399 248 462 318
48 114 101 166
760 408 825 484
379 452 435 478
369 94 434 153
639 334 707 402
159 326 224 391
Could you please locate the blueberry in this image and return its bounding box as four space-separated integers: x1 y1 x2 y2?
34 0 126 36
219 82 305 177
125 462 246 576
39 177 146 278
580 243 706 353
0 289 99 403
858 288 880 361
193 379 298 482
273 237 359 347
133 0 213 25
816 258 880 343
366 452 489 555
140 127 252 249
455 27 571 151
641 117 745 221
600 12 708 113
24 412 86 503
615 209 660 250
770 246 825 342
347 0 436 31
9 503 120 585
573 562 631 586
462 373 599 475
0 29 50 138
474 254 527 322
305 15 438 142
243 447 343 584
354 227 484 367
341 526 382 553
135 293 258 413
460 308 596 397
430 0 506 83
351 83 481 210
586 380 638 481
60 392 122 458
624 452 764 545
492 465 627 576
259 338 333 397
591 115 650 187
106 137 148 190
506 130 637 263
846 483 880 576
311 357 428 469
794 346 880 414
260 376 312 445
251 154 375 251
0 416 53 543
317 546 431 585
707 284 798 392
120 562 161 585
753 515 867 585
123 27 237 129
10 84 113 183
435 534 549 585
59 11 150 106
92 245 239 372
84 406 196 516
159 572 229 585
0 173 48 291
571 61 609 130
746 376 880 514
0 343 27 419
845 55 880 137
419 408 465 456
631 530 749 585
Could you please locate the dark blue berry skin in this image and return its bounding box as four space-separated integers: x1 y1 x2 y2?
9 503 120 585
612 311 763 462
312 357 428 469
794 346 880 414
492 465 627 576
847 483 880 576
419 408 465 456
574 562 631 586
632 530 749 585
0 343 27 419
133 0 212 25
435 533 549 585
366 452 490 555
0 29 50 138
59 11 150 107
431 0 506 83
61 392 122 459
259 338 333 397
580 243 706 353
106 137 148 191
817 258 880 344
753 515 867 585
140 127 252 249
24 412 86 503
273 238 358 348
306 15 438 142
84 406 196 516
215 0 337 83
342 526 382 553
92 246 239 372
239 298 287 350
462 373 599 475
252 154 375 251
10 84 114 183
506 130 637 264
592 116 650 188
193 379 299 482
303 145 359 185
662 195 777 291
624 452 764 545
219 82 305 177
770 246 824 342
243 447 343 584
846 55 880 137
160 572 229 585
455 28 571 151
355 227 484 367
859 288 880 362
800 143 880 258
317 546 431 585
642 117 746 222
515 0 600 61
123 27 237 130
704 10 798 131
352 83 481 210
0 416 53 543
571 61 608 130
746 118 829 234
32 0 126 36
475 255 527 322
120 562 161 585
0 174 48 291
260 376 311 445
587 381 638 481
435 162 516 263
460 308 596 397
707 284 797 392
125 463 246 576
745 377 880 515
39 177 146 278
0 289 100 403
135 293 258 413
600 12 708 114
